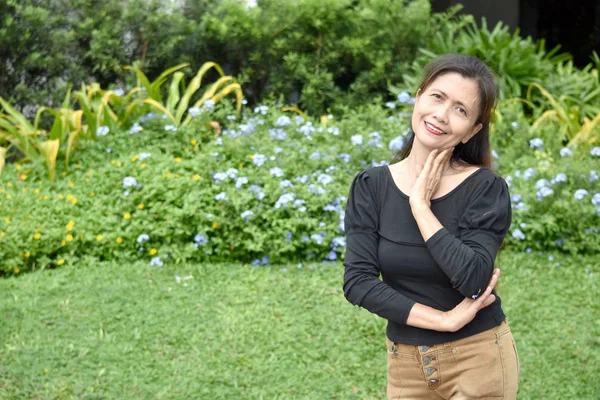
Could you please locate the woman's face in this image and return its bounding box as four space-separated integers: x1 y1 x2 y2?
411 72 483 151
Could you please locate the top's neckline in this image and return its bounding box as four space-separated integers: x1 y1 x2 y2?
383 164 487 203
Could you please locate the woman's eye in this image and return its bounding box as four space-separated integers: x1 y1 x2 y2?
431 93 441 99
457 107 467 115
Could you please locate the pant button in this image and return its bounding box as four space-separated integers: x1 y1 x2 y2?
429 379 438 384
419 345 429 352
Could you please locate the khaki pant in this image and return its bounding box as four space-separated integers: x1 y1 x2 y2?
387 320 519 399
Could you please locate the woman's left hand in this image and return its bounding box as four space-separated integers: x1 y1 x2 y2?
409 147 454 210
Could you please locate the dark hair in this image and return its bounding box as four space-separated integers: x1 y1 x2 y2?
391 54 498 168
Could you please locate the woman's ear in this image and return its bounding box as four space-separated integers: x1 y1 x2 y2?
462 123 483 144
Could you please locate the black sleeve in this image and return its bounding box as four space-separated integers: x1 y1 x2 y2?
343 170 416 325
425 174 512 299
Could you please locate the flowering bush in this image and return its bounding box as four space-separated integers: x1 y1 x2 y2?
1 94 598 275
0 100 411 274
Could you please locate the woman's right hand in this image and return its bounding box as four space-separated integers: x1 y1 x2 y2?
442 269 501 332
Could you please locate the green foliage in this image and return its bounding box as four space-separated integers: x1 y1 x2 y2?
1 0 436 116
492 99 600 254
1 95 599 274
0 62 242 180
402 11 571 98
0 100 406 274
197 0 433 114
0 0 188 110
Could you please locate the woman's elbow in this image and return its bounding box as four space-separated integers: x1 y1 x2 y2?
453 259 494 299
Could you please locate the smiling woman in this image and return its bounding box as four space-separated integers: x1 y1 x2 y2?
343 54 519 399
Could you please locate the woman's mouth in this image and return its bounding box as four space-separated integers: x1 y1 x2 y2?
424 121 446 135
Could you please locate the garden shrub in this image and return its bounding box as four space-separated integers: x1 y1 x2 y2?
0 99 408 274
401 13 571 99
0 0 188 112
1 94 599 275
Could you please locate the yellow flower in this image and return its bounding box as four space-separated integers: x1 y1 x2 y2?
116 237 123 244
58 194 64 200
89 192 95 197
19 174 27 181
110 159 116 165
24 252 30 258
235 138 240 143
62 171 67 176
184 147 189 152
96 234 103 241
66 221 75 231
190 139 197 145
0 232 5 237
61 240 66 246
15 164 21 170
140 162 147 168
66 234 73 241
174 157 182 163
193 174 201 181
66 195 78 204
238 163 244 168
33 233 41 240
116 161 122 167
6 195 12 200
131 154 140 162
7 183 12 188
212 222 218 229
4 217 9 223
149 248 157 255
166 172 173 178
43 195 49 200
68 181 75 187
138 204 144 210
249 154 255 160
34 188 39 194
57 259 65 266
14 268 20 274
123 212 131 220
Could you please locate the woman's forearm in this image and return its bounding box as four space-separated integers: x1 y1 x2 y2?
406 302 451 332
411 202 443 242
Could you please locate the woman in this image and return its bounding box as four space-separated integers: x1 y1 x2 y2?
343 54 519 399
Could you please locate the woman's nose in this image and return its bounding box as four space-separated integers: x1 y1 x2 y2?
432 106 449 124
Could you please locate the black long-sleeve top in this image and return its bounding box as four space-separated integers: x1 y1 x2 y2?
343 165 511 345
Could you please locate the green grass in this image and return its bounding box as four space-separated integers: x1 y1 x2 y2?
1 251 599 399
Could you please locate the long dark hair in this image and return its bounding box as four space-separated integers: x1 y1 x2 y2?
391 54 498 168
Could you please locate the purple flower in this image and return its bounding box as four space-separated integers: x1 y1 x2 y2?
512 229 526 240
529 138 543 149
574 189 589 200
560 148 573 157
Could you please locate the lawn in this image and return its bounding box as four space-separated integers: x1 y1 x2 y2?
1 251 598 399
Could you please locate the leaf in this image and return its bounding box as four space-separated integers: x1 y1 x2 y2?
0 146 6 174
39 139 60 182
175 62 225 124
166 72 185 114
0 97 35 134
142 99 177 124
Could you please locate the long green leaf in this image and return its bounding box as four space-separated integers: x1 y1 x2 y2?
0 97 35 133
175 62 225 124
166 72 185 114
